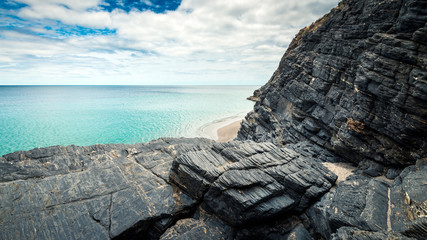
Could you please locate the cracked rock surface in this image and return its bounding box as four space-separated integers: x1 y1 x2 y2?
237 0 427 167
0 138 211 239
0 139 339 239
1 0 426 239
305 160 427 239
171 141 337 226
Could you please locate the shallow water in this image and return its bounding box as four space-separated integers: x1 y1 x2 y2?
0 85 256 156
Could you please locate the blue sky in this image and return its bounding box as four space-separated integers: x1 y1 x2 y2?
0 0 339 85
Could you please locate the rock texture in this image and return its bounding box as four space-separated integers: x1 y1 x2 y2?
171 141 337 226
0 138 212 239
1 139 339 239
305 160 427 239
1 0 426 239
237 0 427 167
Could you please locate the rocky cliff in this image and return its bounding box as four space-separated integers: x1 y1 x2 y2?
1 0 426 239
238 0 427 168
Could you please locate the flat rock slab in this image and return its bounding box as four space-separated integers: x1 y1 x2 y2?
0 138 213 239
171 141 337 226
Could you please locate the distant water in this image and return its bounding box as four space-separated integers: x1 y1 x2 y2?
0 85 256 156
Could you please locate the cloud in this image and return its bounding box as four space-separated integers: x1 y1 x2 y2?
16 0 102 11
0 0 340 85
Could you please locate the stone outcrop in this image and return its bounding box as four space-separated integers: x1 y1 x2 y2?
237 0 427 168
305 160 427 239
1 0 426 239
171 141 337 226
0 138 212 239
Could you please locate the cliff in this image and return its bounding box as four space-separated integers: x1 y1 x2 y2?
237 0 427 168
1 0 426 239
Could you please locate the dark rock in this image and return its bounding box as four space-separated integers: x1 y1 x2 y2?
386 168 402 179
390 160 427 239
159 208 233 240
235 215 302 240
331 227 416 240
356 160 385 177
247 88 261 102
326 175 390 232
169 141 277 200
305 191 335 239
0 139 211 239
237 0 427 167
285 224 312 240
202 143 337 226
306 160 427 239
1 0 427 239
170 140 337 226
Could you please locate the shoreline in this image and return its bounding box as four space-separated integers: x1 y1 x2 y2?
198 113 247 142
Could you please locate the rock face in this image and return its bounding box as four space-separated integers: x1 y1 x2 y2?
1 0 426 239
306 160 427 240
0 138 212 239
171 141 337 226
237 0 427 167
0 140 338 239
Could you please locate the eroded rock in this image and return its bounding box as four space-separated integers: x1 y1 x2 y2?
171 141 337 226
237 0 427 167
0 138 212 239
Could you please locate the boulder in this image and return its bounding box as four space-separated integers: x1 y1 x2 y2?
171 141 337 226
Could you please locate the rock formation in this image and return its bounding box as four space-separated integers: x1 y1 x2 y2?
237 0 427 168
1 0 426 239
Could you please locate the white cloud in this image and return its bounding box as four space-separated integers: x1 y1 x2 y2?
16 0 102 11
0 0 340 85
18 4 112 28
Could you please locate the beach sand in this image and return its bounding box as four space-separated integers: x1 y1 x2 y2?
199 114 246 142
217 120 242 142
321 162 355 184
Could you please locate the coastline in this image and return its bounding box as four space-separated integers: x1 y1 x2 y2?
198 113 247 142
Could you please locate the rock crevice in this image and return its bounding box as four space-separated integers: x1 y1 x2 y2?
1 0 426 239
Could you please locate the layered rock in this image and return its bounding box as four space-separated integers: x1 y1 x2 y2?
0 138 212 239
159 208 233 240
1 0 426 239
305 160 427 239
171 141 337 226
237 0 427 167
1 139 340 239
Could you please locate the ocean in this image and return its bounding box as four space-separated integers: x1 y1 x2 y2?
0 85 257 156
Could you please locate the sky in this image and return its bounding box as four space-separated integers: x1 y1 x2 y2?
0 0 340 85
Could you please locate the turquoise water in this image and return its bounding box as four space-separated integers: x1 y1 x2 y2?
0 85 256 156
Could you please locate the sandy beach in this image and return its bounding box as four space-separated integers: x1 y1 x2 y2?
198 114 247 142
